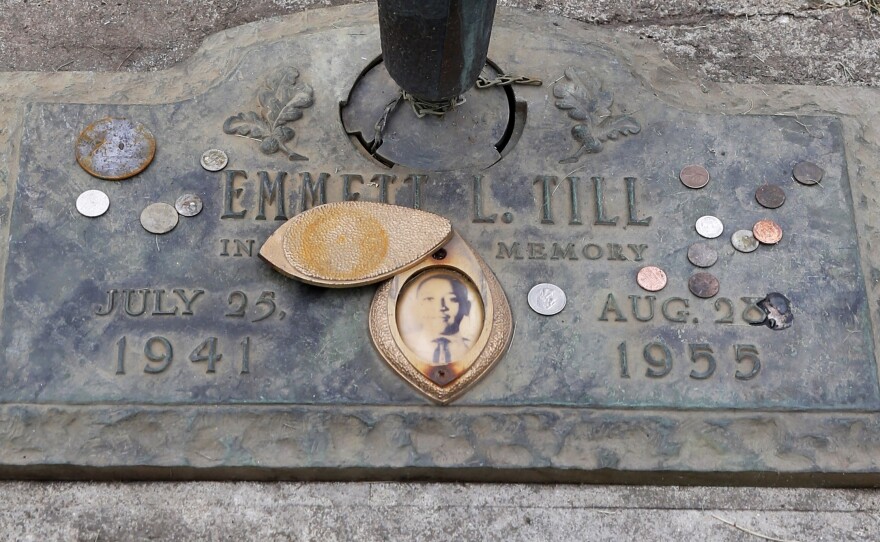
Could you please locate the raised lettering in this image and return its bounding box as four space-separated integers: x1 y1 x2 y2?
300 172 328 211
221 170 247 219
473 175 497 223
599 293 627 322
95 289 118 316
496 242 524 260
404 174 428 209
256 170 288 221
534 175 557 224
151 289 179 316
625 177 652 226
551 243 578 261
528 243 547 260
592 177 618 226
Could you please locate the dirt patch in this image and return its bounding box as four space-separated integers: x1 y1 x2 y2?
0 1 877 85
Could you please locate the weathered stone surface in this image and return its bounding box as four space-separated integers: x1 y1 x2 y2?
1 4 880 483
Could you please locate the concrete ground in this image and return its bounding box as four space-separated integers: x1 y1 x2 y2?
1 0 880 540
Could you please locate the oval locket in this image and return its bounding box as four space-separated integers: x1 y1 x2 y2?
260 202 513 404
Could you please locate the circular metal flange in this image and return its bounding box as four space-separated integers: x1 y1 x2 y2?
341 58 516 171
75 117 156 180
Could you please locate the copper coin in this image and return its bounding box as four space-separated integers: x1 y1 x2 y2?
687 243 718 268
688 272 720 299
75 117 156 180
753 220 783 245
637 266 668 292
793 161 824 186
680 165 710 189
755 184 786 209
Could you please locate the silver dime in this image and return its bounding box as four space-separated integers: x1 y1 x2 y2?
731 229 759 253
695 215 724 239
528 283 567 316
75 189 110 218
687 242 718 268
175 193 203 217
200 149 229 172
140 202 179 234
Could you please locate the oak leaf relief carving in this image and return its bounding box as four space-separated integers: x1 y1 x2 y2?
224 68 314 161
553 67 640 163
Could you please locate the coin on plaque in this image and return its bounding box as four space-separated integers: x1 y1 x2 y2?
528 283 566 316
76 189 110 218
637 266 667 292
793 161 824 186
75 117 156 180
200 149 229 172
695 215 724 239
753 220 783 245
680 165 710 189
689 272 720 299
370 231 513 405
175 194 203 217
260 202 454 287
687 243 718 268
731 230 759 253
140 203 179 234
755 184 785 209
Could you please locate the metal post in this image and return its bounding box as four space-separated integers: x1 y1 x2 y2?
377 0 498 103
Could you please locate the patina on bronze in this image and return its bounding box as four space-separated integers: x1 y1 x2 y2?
377 0 498 102
3 5 880 485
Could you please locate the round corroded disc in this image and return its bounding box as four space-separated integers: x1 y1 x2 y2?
75 117 156 180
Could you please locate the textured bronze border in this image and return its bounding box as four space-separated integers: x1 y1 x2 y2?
369 233 514 404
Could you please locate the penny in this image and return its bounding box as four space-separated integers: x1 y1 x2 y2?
753 220 783 245
175 194 203 217
688 272 720 299
755 184 786 209
75 189 110 218
731 229 759 253
637 266 667 292
528 283 567 316
687 243 718 268
140 203 179 234
793 161 824 186
75 117 156 180
695 215 724 239
200 149 229 172
680 165 710 189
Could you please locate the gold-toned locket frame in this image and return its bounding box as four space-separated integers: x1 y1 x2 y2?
369 232 514 405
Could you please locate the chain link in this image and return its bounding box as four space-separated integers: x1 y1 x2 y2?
370 73 543 153
476 75 544 89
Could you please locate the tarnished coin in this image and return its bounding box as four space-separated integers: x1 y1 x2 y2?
175 194 203 217
731 229 759 253
695 215 724 239
200 149 229 172
140 203 179 234
680 165 710 189
637 266 668 292
688 272 720 299
75 117 155 180
75 189 110 218
687 243 718 268
753 220 783 245
755 184 786 209
793 161 824 186
528 283 567 316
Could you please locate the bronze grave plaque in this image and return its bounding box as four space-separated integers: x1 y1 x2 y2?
1 5 880 483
